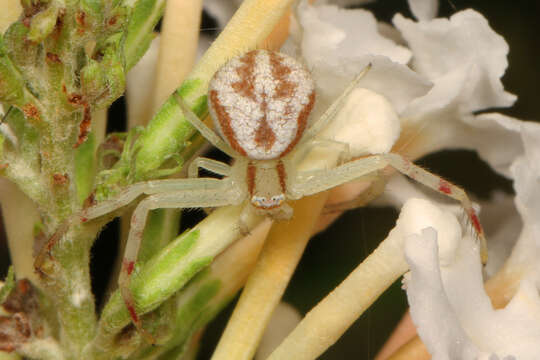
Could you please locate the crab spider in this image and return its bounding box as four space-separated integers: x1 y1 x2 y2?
79 50 486 341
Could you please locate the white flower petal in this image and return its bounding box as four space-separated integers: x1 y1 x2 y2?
505 122 540 285
405 201 540 359
479 192 522 277
298 1 412 66
394 9 516 112
404 228 480 359
401 110 524 178
407 0 438 21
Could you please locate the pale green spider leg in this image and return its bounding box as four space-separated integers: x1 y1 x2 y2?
188 157 231 179
79 176 244 341
115 178 244 343
298 63 372 147
290 152 488 262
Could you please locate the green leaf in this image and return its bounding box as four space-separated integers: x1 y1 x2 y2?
124 0 165 70
0 37 25 105
0 266 16 304
27 4 61 42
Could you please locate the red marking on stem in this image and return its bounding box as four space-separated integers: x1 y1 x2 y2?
124 261 135 276
469 210 483 235
127 304 139 323
74 105 91 148
438 179 452 194
80 217 88 223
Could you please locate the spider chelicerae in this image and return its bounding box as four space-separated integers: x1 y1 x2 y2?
72 49 486 340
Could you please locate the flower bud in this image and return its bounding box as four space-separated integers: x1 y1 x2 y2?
27 4 60 42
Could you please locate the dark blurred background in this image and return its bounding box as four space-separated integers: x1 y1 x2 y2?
1 0 538 359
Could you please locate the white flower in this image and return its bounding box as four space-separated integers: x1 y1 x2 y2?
404 218 540 359
290 1 524 178
402 99 540 360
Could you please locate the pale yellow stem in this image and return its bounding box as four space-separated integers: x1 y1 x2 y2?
266 227 409 360
211 192 329 360
187 0 295 83
152 0 203 113
0 0 21 34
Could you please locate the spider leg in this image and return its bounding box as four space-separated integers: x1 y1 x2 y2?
173 92 236 158
188 156 231 178
291 138 350 168
119 178 244 343
81 178 225 221
293 153 487 262
300 63 371 145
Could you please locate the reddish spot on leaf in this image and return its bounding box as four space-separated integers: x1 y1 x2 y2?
108 16 118 26
22 103 40 121
46 52 61 64
67 93 83 105
438 179 452 194
52 173 69 185
76 11 86 34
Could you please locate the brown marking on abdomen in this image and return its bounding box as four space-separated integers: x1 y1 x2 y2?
280 91 315 157
209 89 247 156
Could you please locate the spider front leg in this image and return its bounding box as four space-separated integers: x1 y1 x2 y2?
114 177 244 343
292 153 487 262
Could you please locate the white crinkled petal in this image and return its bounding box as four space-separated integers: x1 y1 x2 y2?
407 0 438 21
404 228 480 360
405 208 540 359
298 1 412 66
309 56 432 119
505 122 540 286
393 9 516 112
401 109 525 178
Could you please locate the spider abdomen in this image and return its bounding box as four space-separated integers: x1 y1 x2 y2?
208 50 315 160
